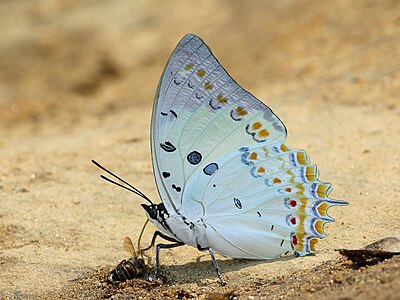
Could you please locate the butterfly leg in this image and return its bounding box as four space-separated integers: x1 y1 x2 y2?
142 230 179 251
208 248 226 286
155 242 184 277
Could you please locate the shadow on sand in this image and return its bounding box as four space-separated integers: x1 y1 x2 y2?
157 252 299 285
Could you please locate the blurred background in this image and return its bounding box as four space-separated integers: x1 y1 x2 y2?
1 0 398 132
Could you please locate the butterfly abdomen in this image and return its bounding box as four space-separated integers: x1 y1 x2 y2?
143 203 211 249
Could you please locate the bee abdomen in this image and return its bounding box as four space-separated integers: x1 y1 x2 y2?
108 258 146 284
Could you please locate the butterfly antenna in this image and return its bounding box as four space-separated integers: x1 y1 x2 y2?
92 160 153 204
99 175 152 202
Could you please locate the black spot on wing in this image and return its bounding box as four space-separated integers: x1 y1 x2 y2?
234 198 242 209
271 225 274 231
209 99 221 110
160 142 176 152
187 151 202 165
170 110 177 118
230 109 243 121
280 239 284 247
162 172 171 178
195 92 203 99
257 211 261 218
161 111 177 118
203 163 218 175
172 184 181 192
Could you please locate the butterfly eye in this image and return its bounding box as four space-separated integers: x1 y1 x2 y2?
141 204 158 219
149 206 158 219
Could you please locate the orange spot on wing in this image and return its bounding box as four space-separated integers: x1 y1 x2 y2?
184 64 193 70
236 107 248 116
306 165 317 181
217 94 228 104
204 82 213 90
262 147 269 156
309 238 318 252
294 232 305 252
252 122 262 130
258 167 265 173
197 69 205 77
296 184 305 195
258 129 269 137
297 152 308 165
297 197 308 234
285 187 292 193
280 144 290 152
249 152 258 160
314 220 325 236
317 202 329 217
287 170 295 183
317 184 329 198
273 178 281 184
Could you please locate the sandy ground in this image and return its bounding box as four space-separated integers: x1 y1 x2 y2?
0 0 399 299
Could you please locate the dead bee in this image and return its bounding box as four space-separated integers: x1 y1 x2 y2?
108 236 147 284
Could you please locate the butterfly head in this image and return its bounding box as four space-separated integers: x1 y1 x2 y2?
141 203 169 222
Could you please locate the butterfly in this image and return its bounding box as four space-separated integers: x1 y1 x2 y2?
93 33 347 285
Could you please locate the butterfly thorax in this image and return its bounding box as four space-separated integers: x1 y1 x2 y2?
141 203 209 249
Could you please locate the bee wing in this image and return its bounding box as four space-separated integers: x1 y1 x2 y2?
123 236 137 258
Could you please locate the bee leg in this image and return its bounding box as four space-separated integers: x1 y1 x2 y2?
208 248 226 286
155 242 184 277
142 230 180 251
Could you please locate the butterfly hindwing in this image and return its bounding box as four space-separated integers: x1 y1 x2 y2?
181 142 346 257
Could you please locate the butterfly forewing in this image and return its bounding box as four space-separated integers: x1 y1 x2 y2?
152 34 286 211
151 34 347 258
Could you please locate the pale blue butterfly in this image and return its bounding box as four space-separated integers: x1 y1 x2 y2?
94 34 347 285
